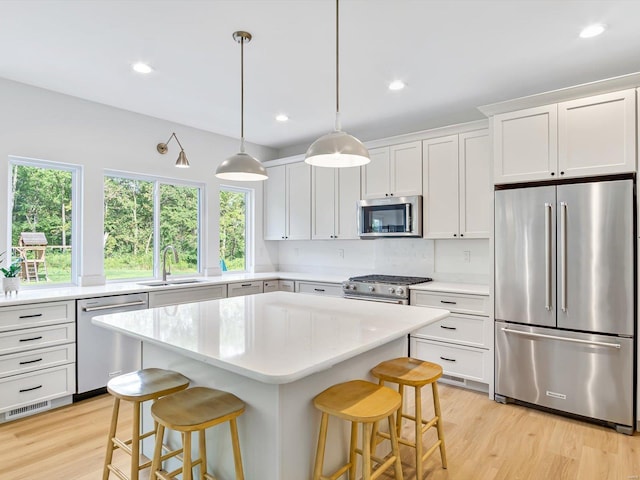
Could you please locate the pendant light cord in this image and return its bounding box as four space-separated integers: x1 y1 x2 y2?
240 35 245 153
335 0 341 132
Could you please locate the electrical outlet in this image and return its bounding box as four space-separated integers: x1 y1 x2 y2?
463 250 471 263
338 249 345 258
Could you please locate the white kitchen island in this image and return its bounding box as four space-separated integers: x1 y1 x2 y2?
93 291 449 480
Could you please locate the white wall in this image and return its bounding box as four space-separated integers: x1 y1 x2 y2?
277 238 489 284
0 78 280 285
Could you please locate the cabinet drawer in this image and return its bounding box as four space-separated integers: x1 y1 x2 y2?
0 344 75 379
0 323 75 356
410 338 490 383
227 281 264 298
295 281 343 297
410 291 489 316
0 364 75 413
412 313 490 348
149 285 227 307
0 301 74 332
279 280 295 292
263 280 279 293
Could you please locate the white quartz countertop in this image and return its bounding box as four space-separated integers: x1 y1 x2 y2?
92 291 449 384
409 281 489 296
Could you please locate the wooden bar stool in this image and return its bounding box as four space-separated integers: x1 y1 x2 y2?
149 386 246 480
371 357 447 480
103 368 190 480
312 379 404 480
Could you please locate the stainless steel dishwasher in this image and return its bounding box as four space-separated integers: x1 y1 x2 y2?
75 292 149 399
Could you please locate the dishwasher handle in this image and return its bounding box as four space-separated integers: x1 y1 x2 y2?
82 300 147 312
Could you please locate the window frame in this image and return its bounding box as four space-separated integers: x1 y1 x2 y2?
7 156 83 286
104 170 205 282
219 185 253 274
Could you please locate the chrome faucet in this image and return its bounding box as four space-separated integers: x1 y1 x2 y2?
162 245 178 281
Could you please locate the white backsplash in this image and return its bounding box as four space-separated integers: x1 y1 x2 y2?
277 238 489 284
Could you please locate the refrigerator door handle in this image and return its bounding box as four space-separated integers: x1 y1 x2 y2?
501 327 621 349
544 202 553 311
560 201 568 312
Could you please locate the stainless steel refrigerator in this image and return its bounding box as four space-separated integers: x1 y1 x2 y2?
494 178 635 434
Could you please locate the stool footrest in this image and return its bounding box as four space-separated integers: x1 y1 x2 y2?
422 439 443 463
111 437 132 455
106 464 129 480
321 461 352 480
401 412 430 426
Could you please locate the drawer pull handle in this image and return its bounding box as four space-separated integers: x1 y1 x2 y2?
439 356 457 362
314 288 326 292
19 313 43 319
19 336 43 342
241 284 252 287
440 325 457 330
19 358 43 365
19 385 43 393
440 300 457 305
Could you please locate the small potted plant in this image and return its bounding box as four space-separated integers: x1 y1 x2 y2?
0 252 22 294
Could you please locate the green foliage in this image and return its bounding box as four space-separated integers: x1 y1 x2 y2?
219 190 246 272
0 257 21 278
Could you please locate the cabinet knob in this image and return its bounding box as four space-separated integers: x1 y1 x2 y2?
390 193 394 196
460 233 464 237
385 193 389 197
560 171 565 175
453 234 457 237
550 172 555 176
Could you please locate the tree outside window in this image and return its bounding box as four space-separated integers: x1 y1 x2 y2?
219 187 250 272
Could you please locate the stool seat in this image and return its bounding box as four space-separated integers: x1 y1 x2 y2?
151 386 245 432
314 379 401 423
107 368 190 401
371 357 442 387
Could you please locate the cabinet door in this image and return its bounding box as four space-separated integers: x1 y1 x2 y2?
263 165 286 240
335 167 361 239
390 141 422 196
311 167 336 239
286 162 311 240
361 147 390 198
459 130 490 238
558 89 636 178
423 135 459 239
493 105 558 184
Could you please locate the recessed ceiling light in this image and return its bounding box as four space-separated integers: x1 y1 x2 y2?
388 80 406 91
275 114 289 122
579 24 606 38
132 62 153 74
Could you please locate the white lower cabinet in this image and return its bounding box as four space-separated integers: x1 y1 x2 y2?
410 289 491 393
295 281 343 297
278 280 295 292
149 284 227 307
227 281 264 297
0 300 75 422
263 280 279 293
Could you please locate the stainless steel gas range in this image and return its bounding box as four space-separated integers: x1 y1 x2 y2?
342 274 432 305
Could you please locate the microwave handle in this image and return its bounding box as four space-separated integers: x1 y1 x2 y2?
405 204 411 232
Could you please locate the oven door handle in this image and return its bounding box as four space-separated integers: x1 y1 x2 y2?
343 294 406 305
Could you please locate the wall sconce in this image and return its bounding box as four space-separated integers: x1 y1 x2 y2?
157 132 190 168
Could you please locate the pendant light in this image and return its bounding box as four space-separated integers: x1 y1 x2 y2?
215 31 268 181
305 0 370 168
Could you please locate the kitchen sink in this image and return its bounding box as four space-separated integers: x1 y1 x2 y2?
137 278 207 287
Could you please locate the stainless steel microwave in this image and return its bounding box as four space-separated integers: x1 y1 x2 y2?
357 195 422 238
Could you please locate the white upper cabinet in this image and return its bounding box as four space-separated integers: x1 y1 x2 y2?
423 130 490 239
312 166 360 240
493 89 636 184
558 90 636 178
362 141 422 198
264 162 311 240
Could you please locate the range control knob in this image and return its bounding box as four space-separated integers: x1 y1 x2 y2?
368 285 375 292
388 287 395 294
396 287 405 296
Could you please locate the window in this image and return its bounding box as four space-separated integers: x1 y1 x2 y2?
8 157 81 285
219 186 251 272
104 172 202 281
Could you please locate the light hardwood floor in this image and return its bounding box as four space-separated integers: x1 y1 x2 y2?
1 384 639 480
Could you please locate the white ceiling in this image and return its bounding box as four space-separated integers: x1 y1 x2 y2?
2 0 640 153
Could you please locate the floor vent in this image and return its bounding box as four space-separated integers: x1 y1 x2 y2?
6 400 51 420
442 374 465 385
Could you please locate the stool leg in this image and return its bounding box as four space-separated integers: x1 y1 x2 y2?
313 412 329 480
388 413 404 480
229 417 245 480
183 432 193 480
102 397 120 480
415 386 423 480
349 421 358 480
131 400 141 480
150 424 165 479
432 382 448 469
199 429 207 480
362 422 372 480
396 384 404 436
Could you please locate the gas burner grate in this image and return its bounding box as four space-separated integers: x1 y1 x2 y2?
348 275 432 285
